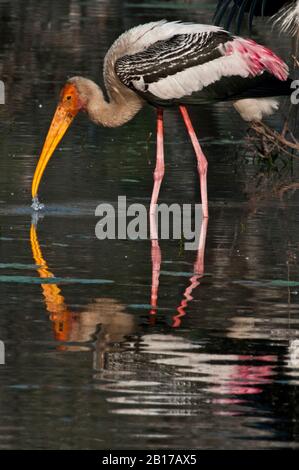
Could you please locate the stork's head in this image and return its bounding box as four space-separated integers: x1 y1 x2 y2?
31 80 84 199
31 75 134 199
31 77 102 199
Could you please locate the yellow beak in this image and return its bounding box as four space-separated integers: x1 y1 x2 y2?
31 83 82 199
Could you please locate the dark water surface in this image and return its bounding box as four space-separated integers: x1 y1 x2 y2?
1 0 299 450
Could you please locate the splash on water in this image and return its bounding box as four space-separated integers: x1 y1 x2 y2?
31 196 45 211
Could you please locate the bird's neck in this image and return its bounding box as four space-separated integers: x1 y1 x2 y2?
86 81 144 128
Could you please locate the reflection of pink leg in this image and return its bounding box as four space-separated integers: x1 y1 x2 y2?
194 216 208 275
172 217 208 328
150 108 164 224
179 105 209 219
150 239 162 318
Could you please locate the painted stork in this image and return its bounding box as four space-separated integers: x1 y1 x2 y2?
31 20 292 218
214 0 299 35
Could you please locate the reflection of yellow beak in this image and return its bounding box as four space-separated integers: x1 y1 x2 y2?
31 83 82 198
30 223 74 342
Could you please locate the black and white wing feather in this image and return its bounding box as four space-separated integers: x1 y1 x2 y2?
115 30 235 104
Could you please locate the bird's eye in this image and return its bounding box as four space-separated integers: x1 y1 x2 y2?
66 95 72 100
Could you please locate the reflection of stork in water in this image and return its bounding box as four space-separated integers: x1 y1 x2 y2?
30 223 134 362
30 215 208 349
30 221 279 402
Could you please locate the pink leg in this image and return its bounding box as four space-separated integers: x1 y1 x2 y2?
179 105 209 219
150 108 165 219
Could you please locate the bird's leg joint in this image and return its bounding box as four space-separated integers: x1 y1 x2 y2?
197 155 208 175
153 165 165 182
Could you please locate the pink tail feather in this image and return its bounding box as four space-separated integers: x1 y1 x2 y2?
225 38 289 82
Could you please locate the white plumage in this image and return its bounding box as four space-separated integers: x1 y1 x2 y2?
107 20 221 57
233 98 279 121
